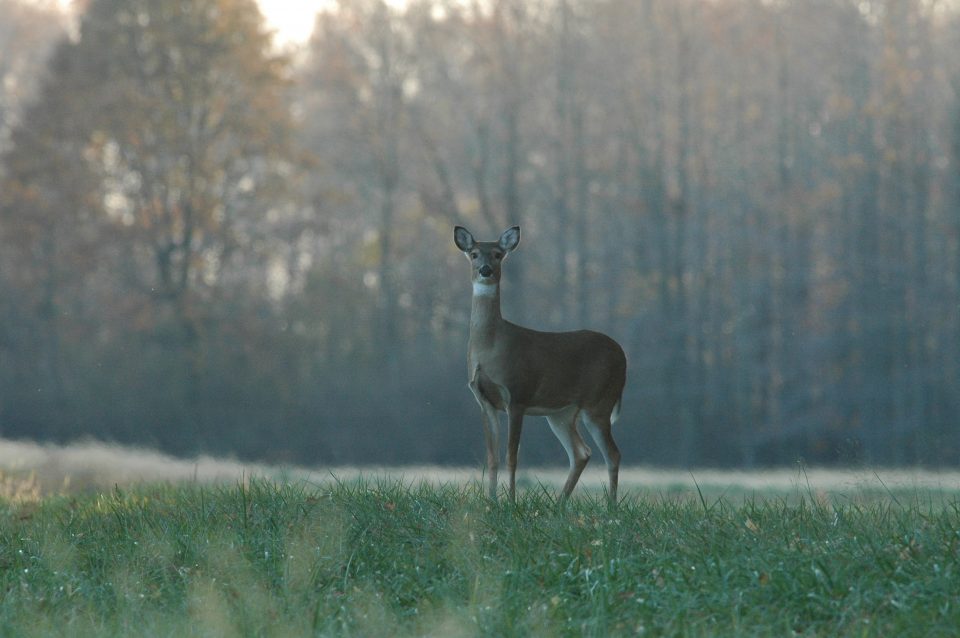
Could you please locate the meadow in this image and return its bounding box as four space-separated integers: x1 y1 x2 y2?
1 441 960 636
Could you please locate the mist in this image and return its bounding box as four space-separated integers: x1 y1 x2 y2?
2 0 960 470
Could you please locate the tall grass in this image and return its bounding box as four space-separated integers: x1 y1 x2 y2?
1 477 959 636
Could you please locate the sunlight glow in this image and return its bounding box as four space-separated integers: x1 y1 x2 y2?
258 0 413 45
257 1 330 45
45 0 416 47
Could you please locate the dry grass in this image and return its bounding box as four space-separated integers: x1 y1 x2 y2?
2 437 959 499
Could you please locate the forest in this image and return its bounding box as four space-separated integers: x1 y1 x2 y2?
1 0 960 468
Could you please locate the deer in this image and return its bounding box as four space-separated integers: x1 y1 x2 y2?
454 225 627 504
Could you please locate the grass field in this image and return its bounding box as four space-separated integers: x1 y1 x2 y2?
2 440 960 636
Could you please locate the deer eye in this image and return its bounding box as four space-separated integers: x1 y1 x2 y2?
470 251 479 259
492 251 503 260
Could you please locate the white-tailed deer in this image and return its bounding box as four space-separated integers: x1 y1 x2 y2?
454 225 627 503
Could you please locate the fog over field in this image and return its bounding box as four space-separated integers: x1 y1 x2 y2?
5 0 960 470
3 439 960 501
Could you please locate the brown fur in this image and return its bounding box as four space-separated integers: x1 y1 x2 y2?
455 225 626 503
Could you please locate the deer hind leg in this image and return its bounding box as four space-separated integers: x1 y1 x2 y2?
506 405 525 501
545 407 591 501
582 410 621 505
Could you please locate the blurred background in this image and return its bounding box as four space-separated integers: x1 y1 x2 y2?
1 0 959 469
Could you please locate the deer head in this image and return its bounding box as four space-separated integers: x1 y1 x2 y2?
454 226 520 290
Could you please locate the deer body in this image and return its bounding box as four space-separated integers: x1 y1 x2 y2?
455 225 626 503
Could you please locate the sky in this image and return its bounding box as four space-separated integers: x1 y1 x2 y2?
45 1 325 46
46 1 408 46
258 1 327 45
258 1 410 45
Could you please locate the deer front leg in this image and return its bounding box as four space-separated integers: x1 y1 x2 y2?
480 403 500 500
468 372 501 500
506 405 525 501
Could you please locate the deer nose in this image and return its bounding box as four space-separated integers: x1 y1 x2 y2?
479 265 493 278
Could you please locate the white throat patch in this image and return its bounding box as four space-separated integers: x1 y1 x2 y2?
473 282 498 297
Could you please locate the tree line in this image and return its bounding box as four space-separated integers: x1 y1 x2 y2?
2 0 960 467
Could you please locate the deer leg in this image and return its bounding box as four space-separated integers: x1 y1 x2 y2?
546 408 591 501
582 411 621 505
468 374 501 500
506 405 525 501
480 404 501 500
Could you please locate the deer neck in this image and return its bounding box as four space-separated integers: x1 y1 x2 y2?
469 281 503 344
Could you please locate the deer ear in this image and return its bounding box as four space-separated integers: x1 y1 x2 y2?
499 226 520 252
454 226 475 252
